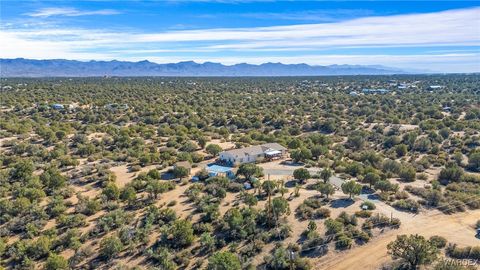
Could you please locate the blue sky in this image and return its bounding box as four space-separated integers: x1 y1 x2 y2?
1 1 479 72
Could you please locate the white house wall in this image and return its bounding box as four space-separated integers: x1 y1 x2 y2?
219 152 235 163
219 152 265 165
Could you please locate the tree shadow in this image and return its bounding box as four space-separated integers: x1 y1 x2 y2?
305 183 319 190
280 160 304 167
366 194 381 201
300 245 329 258
285 180 298 188
361 186 375 194
161 172 174 180
329 198 354 208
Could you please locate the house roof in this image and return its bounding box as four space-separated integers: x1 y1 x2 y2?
262 143 287 151
220 143 287 157
207 164 233 173
222 145 265 157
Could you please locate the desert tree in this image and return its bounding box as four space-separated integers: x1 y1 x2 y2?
387 234 438 269
341 180 362 199
293 168 310 184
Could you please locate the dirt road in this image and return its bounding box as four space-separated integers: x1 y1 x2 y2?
314 209 480 270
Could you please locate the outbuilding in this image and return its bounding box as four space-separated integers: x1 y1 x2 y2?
174 161 192 174
51 104 64 110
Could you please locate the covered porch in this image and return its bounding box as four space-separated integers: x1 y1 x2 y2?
264 149 283 161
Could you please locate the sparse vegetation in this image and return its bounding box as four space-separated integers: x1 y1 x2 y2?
0 75 478 269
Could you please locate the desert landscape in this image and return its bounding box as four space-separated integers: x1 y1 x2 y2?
0 75 479 270
1 1 480 269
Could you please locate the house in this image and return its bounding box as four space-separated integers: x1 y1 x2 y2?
429 85 444 90
442 106 452 112
51 104 64 110
362 88 390 94
219 143 287 166
174 161 192 174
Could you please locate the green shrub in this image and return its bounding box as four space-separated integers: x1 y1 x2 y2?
354 210 372 218
393 199 420 213
335 234 352 249
45 253 68 270
446 244 480 260
429 235 447 248
314 208 331 219
99 236 123 260
360 201 376 210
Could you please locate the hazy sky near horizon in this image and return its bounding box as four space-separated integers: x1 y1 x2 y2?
1 1 479 72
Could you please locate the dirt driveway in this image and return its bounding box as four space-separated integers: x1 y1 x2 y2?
259 160 344 186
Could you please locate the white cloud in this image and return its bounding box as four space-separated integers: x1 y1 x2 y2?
26 7 120 17
2 7 480 72
134 7 479 47
197 9 376 22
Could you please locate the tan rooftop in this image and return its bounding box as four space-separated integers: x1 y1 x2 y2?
175 161 192 169
220 143 287 157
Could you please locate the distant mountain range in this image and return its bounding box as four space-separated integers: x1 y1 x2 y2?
0 58 414 77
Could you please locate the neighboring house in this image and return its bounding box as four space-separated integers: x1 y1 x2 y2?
397 83 413 89
174 161 192 174
219 143 287 166
362 88 390 94
51 104 64 110
429 85 444 90
442 106 452 112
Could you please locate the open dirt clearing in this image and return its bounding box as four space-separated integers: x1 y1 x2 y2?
209 139 235 150
259 160 345 186
109 164 159 187
314 209 480 270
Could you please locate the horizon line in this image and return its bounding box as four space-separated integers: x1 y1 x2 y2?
2 57 393 67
